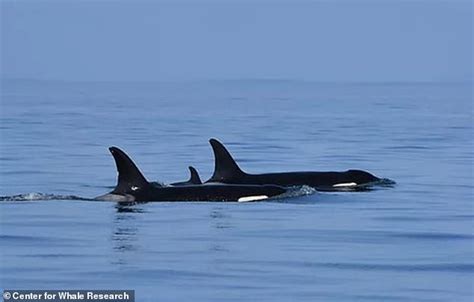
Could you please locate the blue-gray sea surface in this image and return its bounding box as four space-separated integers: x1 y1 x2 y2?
1 80 473 301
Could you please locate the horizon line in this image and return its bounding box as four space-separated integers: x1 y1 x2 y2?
2 77 472 85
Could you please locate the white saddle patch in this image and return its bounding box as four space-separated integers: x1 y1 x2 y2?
131 186 140 191
332 182 357 187
238 195 269 202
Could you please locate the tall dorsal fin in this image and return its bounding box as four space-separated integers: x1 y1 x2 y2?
208 138 245 182
188 166 202 184
109 147 149 193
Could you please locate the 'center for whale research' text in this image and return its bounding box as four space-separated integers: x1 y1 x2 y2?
3 290 134 302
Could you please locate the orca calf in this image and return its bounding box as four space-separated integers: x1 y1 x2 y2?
95 147 287 202
170 166 202 186
206 139 383 191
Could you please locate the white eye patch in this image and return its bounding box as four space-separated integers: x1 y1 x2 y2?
332 182 357 187
238 195 269 202
131 186 140 191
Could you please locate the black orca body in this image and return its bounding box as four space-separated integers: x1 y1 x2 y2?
206 139 383 191
170 166 202 186
95 147 287 202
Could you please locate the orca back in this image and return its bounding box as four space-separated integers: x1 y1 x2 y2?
109 146 151 194
170 166 203 186
205 139 384 189
207 138 246 183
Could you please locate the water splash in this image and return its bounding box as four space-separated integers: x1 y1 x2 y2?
0 192 93 202
274 185 318 200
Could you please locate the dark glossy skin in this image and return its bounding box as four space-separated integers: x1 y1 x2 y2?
95 147 287 202
212 170 380 187
206 139 381 190
101 183 286 202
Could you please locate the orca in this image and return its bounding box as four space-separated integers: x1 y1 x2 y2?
170 166 202 186
95 147 287 202
205 138 383 191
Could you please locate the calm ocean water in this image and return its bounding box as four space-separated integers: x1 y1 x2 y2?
1 79 473 301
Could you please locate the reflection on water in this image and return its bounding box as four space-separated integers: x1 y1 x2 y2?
209 206 233 253
115 202 148 213
111 203 142 264
210 206 233 229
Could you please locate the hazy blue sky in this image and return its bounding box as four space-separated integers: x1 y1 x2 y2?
1 0 472 82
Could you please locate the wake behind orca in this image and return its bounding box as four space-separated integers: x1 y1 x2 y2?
206 139 393 191
95 147 288 202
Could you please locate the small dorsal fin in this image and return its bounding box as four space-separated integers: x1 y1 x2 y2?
188 166 203 184
109 147 149 193
208 138 245 182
